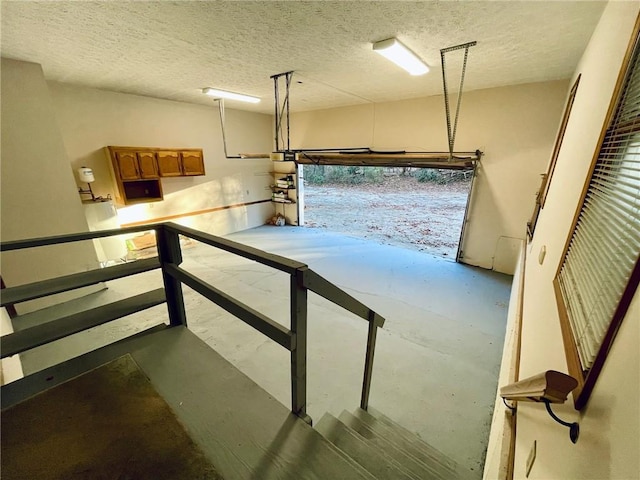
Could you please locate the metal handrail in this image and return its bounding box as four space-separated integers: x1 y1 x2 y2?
1 223 385 418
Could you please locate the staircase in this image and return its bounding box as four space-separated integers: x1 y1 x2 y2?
315 407 463 480
2 223 469 479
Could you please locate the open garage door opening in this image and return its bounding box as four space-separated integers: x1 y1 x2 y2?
301 165 474 260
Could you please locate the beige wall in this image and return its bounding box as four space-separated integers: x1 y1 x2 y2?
499 3 639 479
0 59 102 313
49 82 274 234
291 80 568 274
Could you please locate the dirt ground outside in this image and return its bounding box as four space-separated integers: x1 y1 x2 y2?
303 175 472 259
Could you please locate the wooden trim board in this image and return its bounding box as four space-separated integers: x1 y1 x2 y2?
121 199 271 227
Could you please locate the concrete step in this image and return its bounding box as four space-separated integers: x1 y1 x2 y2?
315 413 419 480
338 410 449 480
354 407 461 479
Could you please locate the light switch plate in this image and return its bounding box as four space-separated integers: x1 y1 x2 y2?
526 440 537 478
538 245 546 265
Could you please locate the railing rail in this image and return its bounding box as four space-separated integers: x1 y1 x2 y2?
0 222 385 419
0 224 159 251
164 223 306 274
165 263 295 350
301 269 385 327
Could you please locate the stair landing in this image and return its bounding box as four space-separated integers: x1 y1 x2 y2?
2 326 372 480
4 325 467 480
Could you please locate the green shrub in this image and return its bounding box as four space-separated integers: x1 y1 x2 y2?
416 168 447 184
305 165 469 185
363 167 384 183
304 165 326 185
414 168 472 184
305 165 384 185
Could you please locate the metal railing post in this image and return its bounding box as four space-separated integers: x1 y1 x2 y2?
360 311 379 411
291 267 309 422
157 226 187 327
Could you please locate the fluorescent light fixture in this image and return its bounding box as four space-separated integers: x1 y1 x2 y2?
372 38 429 76
202 87 260 103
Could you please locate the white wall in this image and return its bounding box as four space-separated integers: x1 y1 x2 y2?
1 308 24 385
49 82 274 234
0 59 103 313
291 80 568 274
510 3 639 479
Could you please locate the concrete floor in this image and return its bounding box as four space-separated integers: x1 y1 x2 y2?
16 225 512 478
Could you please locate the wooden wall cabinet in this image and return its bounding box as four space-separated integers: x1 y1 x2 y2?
137 152 160 179
115 151 160 180
157 151 205 177
106 146 205 205
181 151 205 176
115 151 140 181
157 151 182 177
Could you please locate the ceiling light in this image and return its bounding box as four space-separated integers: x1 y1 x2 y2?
202 88 260 103
372 38 429 76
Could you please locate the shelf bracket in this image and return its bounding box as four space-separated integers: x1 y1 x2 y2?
543 399 580 444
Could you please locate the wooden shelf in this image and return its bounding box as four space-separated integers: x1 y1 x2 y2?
123 180 163 203
270 160 298 225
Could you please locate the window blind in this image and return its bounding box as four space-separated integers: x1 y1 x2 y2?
557 35 640 371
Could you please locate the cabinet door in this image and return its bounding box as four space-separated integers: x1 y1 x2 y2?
137 152 159 179
181 151 205 176
157 151 182 177
115 151 139 180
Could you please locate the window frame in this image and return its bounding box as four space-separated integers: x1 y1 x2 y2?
540 75 582 209
527 75 581 241
553 16 640 410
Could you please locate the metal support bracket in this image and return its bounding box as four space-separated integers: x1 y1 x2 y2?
214 98 241 159
543 399 580 444
271 71 294 152
440 41 477 161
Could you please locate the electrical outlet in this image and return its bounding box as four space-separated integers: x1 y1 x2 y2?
526 440 537 478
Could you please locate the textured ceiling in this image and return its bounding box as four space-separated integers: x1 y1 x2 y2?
1 1 607 114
